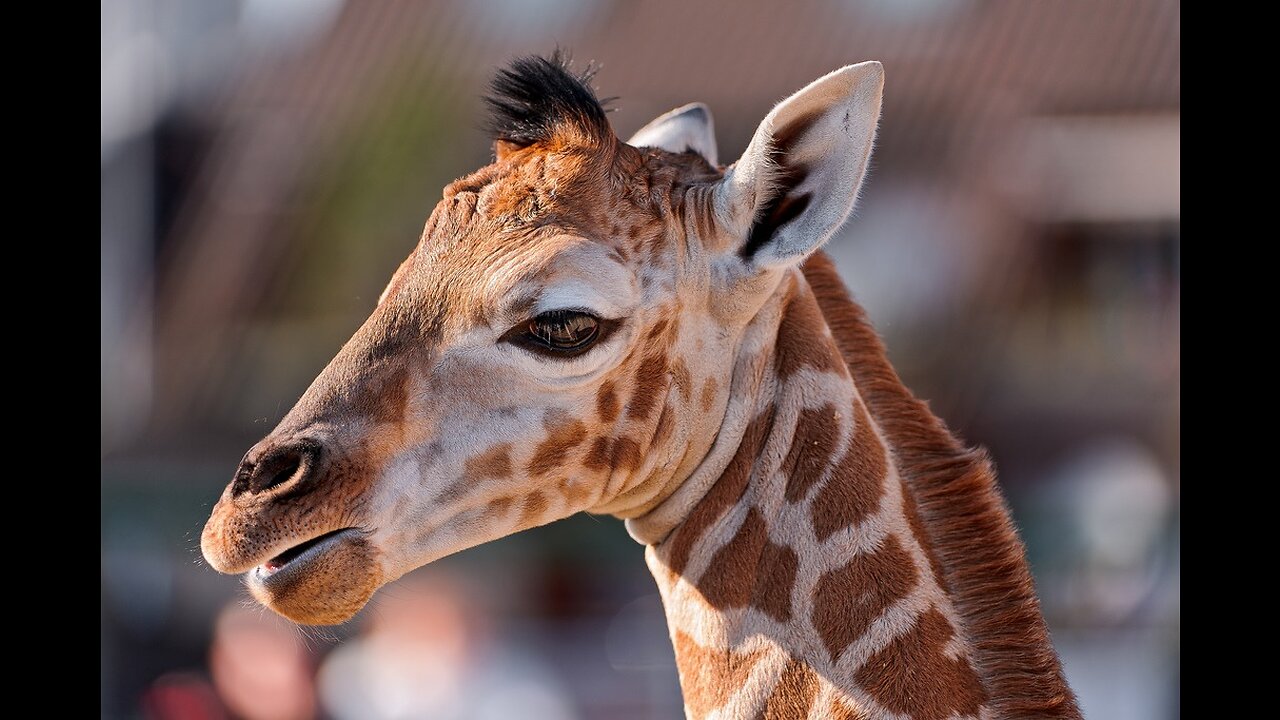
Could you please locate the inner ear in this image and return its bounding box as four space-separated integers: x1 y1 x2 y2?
741 112 824 258
714 61 884 269
626 103 718 166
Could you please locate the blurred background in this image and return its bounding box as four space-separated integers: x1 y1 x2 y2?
101 1 1179 718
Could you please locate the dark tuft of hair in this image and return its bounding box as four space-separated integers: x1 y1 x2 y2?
484 50 612 148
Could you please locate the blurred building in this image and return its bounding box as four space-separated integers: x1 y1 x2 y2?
102 2 1179 718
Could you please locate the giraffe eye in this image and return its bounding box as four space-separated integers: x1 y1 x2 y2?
506 310 615 358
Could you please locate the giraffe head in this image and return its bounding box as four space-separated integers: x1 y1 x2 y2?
201 53 884 624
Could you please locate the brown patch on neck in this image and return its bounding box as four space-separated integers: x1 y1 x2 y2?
611 437 642 473
781 404 842 502
695 507 799 622
763 659 820 719
810 398 887 541
802 251 1080 717
854 607 985 719
811 534 917 664
665 408 775 575
672 631 766 720
827 697 871 720
774 283 848 381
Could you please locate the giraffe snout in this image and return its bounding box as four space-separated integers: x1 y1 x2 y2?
231 437 325 498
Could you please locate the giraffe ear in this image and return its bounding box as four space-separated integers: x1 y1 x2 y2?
715 61 884 268
626 103 718 166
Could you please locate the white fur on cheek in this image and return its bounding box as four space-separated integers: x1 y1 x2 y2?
367 452 424 579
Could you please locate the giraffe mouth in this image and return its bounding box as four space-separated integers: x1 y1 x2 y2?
254 528 358 580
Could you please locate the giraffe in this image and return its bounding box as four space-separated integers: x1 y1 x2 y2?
201 53 1080 719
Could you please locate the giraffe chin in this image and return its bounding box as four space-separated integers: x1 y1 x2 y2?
244 530 383 626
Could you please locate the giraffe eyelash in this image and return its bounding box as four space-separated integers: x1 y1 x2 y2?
501 309 621 359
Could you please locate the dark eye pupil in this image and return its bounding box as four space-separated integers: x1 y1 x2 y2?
530 311 599 349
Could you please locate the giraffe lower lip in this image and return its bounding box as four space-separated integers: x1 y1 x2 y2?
255 528 356 579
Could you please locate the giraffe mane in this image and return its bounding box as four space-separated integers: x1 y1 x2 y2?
484 50 614 150
802 251 1079 717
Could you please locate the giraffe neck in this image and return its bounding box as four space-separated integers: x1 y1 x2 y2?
638 254 1080 720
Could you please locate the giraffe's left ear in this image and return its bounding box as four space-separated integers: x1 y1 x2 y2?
715 61 883 268
627 103 718 166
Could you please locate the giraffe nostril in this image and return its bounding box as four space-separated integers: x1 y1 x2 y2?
233 440 324 497
267 457 301 490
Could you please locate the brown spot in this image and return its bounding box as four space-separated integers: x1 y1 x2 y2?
519 491 549 525
585 436 611 471
583 434 641 476
812 534 917 664
671 358 693 403
663 409 774 575
559 476 592 506
367 367 410 425
481 496 513 521
855 608 986 720
774 286 847 381
627 353 669 420
763 660 820 720
755 540 799 622
672 631 765 720
695 507 798 623
527 418 587 476
596 381 620 423
700 377 718 412
465 443 512 480
811 400 887 541
438 443 512 502
647 317 670 340
782 404 842 503
698 507 766 609
610 437 642 473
